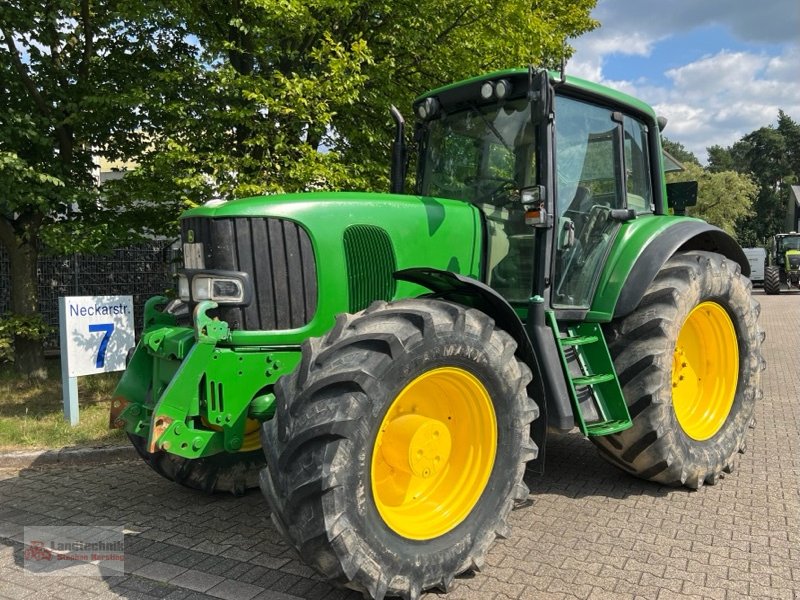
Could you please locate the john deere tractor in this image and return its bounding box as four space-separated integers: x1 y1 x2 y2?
112 69 764 599
764 232 800 294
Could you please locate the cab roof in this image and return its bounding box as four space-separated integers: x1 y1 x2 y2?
414 68 657 121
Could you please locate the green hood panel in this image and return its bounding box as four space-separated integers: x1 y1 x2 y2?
183 192 482 344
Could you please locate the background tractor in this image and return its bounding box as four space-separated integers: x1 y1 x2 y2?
111 68 764 599
764 232 800 294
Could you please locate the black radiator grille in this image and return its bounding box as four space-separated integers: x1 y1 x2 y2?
343 225 397 312
788 254 800 270
181 216 318 330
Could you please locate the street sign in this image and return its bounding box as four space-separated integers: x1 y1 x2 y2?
59 296 135 425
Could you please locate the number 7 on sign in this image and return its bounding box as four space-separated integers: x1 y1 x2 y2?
88 323 115 369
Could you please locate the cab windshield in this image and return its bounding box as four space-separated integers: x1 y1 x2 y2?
418 98 537 205
418 98 537 302
778 236 800 252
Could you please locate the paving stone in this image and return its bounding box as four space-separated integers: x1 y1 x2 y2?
169 569 226 593
0 291 797 600
124 553 155 574
134 560 189 583
206 578 263 600
252 591 304 600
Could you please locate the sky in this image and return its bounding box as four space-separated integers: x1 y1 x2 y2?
569 0 800 163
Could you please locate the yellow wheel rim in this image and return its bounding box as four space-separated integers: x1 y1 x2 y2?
672 301 738 441
370 367 497 540
239 418 262 452
202 417 262 453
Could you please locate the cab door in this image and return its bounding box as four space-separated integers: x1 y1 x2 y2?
551 94 653 310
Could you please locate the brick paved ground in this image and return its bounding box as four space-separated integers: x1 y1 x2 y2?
1 290 798 600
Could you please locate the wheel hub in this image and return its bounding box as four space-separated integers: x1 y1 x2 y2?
381 414 452 479
370 367 497 540
672 301 739 441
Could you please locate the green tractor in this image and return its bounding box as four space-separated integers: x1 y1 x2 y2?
112 68 764 599
764 232 800 294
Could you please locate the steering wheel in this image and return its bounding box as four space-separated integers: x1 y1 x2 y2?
467 176 519 206
578 204 611 247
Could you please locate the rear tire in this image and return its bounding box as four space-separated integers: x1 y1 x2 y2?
128 432 263 496
593 251 764 489
764 265 781 294
260 299 538 599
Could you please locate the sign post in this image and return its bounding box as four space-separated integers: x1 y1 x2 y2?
58 296 135 425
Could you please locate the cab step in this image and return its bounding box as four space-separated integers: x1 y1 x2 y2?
547 312 632 436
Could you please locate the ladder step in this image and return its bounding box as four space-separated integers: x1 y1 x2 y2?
586 419 634 436
545 312 632 438
572 373 615 386
559 335 599 347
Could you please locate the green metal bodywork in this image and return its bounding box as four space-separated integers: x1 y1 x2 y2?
114 192 484 457
417 69 657 123
588 213 703 321
183 192 482 344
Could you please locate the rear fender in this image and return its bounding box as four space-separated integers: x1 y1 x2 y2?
613 222 748 319
589 218 748 321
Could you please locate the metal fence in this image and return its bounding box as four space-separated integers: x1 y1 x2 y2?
0 243 179 352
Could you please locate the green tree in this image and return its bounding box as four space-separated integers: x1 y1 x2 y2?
0 1 193 376
706 145 736 173
118 0 598 203
661 137 700 166
707 114 799 246
667 163 757 238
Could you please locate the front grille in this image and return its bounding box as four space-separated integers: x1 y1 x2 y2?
181 217 317 330
788 254 800 270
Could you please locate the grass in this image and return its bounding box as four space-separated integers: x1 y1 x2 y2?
0 359 126 451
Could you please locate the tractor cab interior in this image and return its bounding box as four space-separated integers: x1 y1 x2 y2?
417 97 537 303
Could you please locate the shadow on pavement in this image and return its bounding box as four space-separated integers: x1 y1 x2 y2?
0 455 358 599
524 430 674 501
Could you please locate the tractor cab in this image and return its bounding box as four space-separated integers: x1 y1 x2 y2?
411 69 660 318
765 232 800 293
415 92 537 302
775 233 800 267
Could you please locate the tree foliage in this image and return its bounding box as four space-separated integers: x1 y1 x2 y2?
667 163 757 238
0 1 194 374
661 137 700 166
113 0 598 206
706 111 800 246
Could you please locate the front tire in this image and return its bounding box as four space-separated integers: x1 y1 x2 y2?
593 251 763 489
261 299 538 599
128 425 264 495
764 265 781 294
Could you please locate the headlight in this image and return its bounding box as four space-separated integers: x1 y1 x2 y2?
177 275 190 302
494 79 511 99
192 276 246 303
416 97 440 120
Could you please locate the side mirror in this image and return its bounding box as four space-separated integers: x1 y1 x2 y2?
666 181 698 216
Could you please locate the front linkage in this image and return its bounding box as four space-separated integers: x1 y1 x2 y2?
111 297 300 460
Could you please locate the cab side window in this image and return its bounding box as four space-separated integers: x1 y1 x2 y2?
553 96 624 308
623 116 653 213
